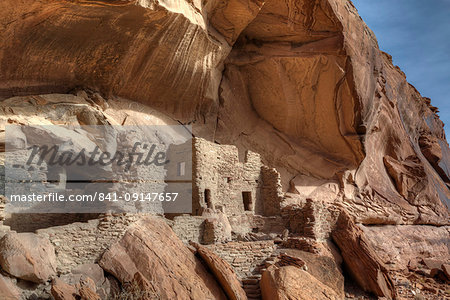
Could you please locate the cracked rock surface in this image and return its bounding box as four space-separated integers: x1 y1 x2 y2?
0 0 448 299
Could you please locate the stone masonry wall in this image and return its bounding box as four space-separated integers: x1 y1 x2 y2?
192 138 263 216
3 213 100 232
282 199 340 241
228 214 287 236
206 241 277 278
260 166 284 216
36 214 139 273
170 214 205 244
309 200 340 241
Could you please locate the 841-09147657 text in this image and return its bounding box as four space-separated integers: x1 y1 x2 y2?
8 192 179 202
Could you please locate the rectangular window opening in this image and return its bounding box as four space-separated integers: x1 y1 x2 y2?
204 189 212 208
177 162 186 176
242 191 252 211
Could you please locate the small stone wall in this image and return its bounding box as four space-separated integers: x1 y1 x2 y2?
260 166 283 216
206 241 277 278
170 214 206 244
192 138 268 217
310 200 340 241
282 199 340 241
36 214 139 273
3 213 100 232
228 214 286 237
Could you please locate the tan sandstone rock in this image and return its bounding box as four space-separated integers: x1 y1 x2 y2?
282 248 345 298
51 277 101 300
0 274 19 300
0 232 57 283
191 242 247 300
0 0 448 228
70 264 113 299
51 278 77 300
99 216 226 300
78 284 101 300
361 225 450 272
215 0 449 226
331 211 397 299
0 0 449 298
442 264 450 280
260 265 340 300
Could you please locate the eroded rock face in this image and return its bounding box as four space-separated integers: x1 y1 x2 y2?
216 0 449 225
0 0 226 126
0 0 449 299
260 265 340 300
361 225 450 272
51 275 102 300
331 211 396 299
56 264 115 300
0 273 19 300
0 0 448 227
99 216 227 300
191 242 247 300
282 248 344 298
0 232 57 283
51 279 76 300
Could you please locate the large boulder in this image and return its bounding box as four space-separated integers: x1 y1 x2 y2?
0 274 19 300
0 232 57 283
51 278 78 300
0 0 448 226
58 263 116 300
282 248 344 298
331 211 396 299
260 265 340 300
191 242 247 300
99 216 226 300
51 277 101 300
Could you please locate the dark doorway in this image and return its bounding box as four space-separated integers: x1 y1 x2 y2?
204 189 212 208
242 191 252 211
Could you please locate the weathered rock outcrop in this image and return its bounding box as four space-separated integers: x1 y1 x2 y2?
0 274 19 300
361 225 450 272
1 0 447 226
216 0 449 225
99 216 227 300
260 265 340 300
51 277 101 300
191 242 247 300
0 0 449 299
0 232 57 283
331 211 396 299
282 248 345 298
52 263 116 300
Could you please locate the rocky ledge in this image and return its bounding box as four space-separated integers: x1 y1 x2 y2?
0 0 448 299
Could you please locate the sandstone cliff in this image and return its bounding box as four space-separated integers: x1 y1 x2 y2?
1 0 448 225
0 0 448 299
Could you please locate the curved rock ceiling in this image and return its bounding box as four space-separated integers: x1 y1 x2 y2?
0 0 448 225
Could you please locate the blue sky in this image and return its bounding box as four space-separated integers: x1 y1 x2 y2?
354 0 450 137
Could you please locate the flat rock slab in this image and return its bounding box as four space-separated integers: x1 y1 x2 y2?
0 273 20 300
99 216 226 300
191 242 247 300
0 232 57 283
260 265 340 300
331 211 397 300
